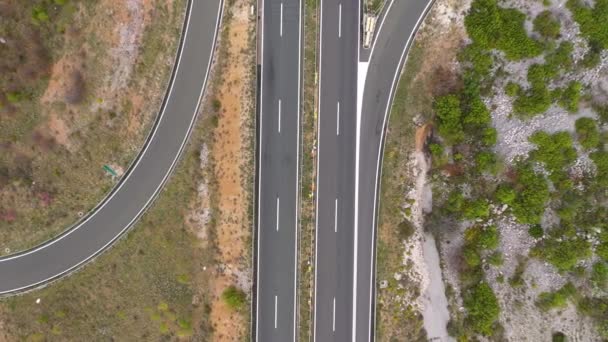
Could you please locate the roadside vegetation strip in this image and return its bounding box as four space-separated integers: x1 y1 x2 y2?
0 0 186 254
298 0 320 339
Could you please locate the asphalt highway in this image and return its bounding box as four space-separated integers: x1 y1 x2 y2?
313 0 359 340
0 0 223 294
355 0 434 340
254 0 302 339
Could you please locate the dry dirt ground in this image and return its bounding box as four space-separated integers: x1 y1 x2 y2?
0 0 185 254
192 0 256 340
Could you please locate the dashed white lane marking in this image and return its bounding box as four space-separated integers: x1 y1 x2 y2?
333 297 336 332
338 4 342 38
280 3 283 37
334 198 338 233
275 295 278 329
276 197 280 231
278 99 282 132
336 102 340 135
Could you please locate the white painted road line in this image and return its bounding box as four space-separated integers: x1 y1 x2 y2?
333 297 336 332
336 102 340 135
338 4 342 38
280 3 283 37
276 197 280 231
278 99 282 133
334 198 338 232
275 295 278 329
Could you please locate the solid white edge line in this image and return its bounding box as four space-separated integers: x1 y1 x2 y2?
0 0 224 294
365 0 436 340
338 3 342 38
294 0 302 338
276 197 280 231
280 2 283 37
367 0 394 61
275 295 278 329
336 101 340 135
352 0 361 339
333 297 336 332
278 99 282 133
255 0 265 337
312 0 323 338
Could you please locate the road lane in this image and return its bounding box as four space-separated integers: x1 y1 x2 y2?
355 0 434 340
313 0 358 340
255 0 302 338
0 0 223 294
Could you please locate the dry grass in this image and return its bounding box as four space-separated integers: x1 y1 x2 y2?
0 0 185 254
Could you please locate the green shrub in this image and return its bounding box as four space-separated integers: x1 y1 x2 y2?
598 242 608 261
534 10 561 39
465 225 499 250
575 117 600 149
463 282 500 336
463 245 482 267
397 220 415 241
221 286 247 310
531 235 591 272
488 251 504 266
435 95 465 144
511 163 550 224
528 224 544 238
459 43 494 78
6 91 24 103
552 332 567 342
536 282 576 311
465 0 542 60
567 0 608 49
529 131 577 178
482 127 498 146
445 191 465 215
475 151 498 173
463 199 490 220
505 82 521 97
590 151 608 186
32 5 49 23
495 184 516 205
558 81 582 113
581 40 603 68
591 262 608 289
545 42 574 73
509 257 527 288
463 96 491 127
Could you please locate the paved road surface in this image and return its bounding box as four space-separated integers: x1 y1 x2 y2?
254 0 302 338
355 0 434 340
313 0 359 340
0 0 223 294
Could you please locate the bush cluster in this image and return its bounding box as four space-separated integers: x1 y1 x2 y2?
463 282 500 336
536 282 577 311
557 81 582 113
531 226 591 272
534 10 561 39
567 0 608 49
465 0 542 60
590 151 608 186
529 131 577 185
510 163 550 224
221 286 247 310
575 117 600 149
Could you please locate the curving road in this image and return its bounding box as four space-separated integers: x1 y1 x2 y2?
356 0 434 340
0 0 223 294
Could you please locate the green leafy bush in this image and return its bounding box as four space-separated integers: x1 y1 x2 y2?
488 251 504 266
575 117 600 149
567 0 608 49
465 0 542 60
463 282 500 336
536 282 576 311
510 163 550 224
529 131 577 180
459 43 494 78
475 151 498 173
463 96 491 127
591 262 608 289
534 10 561 39
545 42 574 73
495 184 516 205
480 127 497 146
445 191 465 215
590 151 608 186
531 234 591 272
505 82 521 97
558 81 582 113
397 220 416 241
463 245 482 267
581 40 603 68
435 95 465 144
464 199 491 220
528 224 544 238
221 286 247 310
